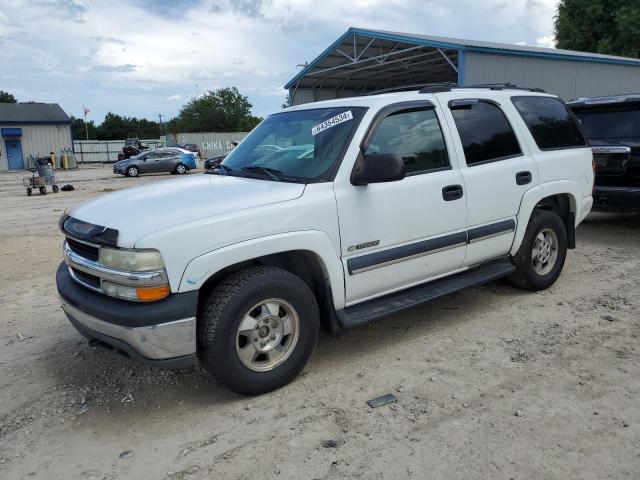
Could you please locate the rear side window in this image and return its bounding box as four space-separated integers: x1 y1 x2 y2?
573 105 640 140
450 100 522 166
512 96 586 150
365 108 449 174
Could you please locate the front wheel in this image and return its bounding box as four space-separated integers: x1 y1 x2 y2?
175 163 187 174
198 266 320 396
126 166 139 177
510 210 567 290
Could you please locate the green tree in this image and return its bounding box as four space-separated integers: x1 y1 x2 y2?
0 90 17 103
175 87 262 132
97 112 161 140
70 116 98 140
555 0 640 58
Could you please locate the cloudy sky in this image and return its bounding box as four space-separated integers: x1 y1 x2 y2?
0 0 559 123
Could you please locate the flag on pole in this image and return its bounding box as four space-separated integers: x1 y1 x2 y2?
83 106 90 116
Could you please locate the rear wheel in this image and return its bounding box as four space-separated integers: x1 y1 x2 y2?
26 188 32 196
198 266 320 396
52 184 59 193
510 210 567 290
175 163 187 174
126 165 139 177
39 186 47 195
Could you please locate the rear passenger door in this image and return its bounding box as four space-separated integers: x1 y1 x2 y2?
440 97 538 266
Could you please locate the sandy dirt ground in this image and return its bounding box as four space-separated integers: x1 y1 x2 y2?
1 165 639 480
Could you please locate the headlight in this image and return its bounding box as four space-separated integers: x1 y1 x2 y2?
99 247 165 271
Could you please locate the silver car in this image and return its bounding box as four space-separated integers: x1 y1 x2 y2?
113 148 197 177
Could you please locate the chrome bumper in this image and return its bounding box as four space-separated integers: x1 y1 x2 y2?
61 300 196 361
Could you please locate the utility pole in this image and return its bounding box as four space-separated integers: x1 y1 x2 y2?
158 114 165 136
195 82 199 99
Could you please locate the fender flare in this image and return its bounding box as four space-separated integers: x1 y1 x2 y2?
177 230 346 309
510 181 580 256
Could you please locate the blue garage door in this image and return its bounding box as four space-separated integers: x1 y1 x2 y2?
5 139 24 170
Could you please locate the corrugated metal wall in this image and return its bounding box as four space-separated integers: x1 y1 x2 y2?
290 88 359 106
464 52 640 101
73 140 166 163
0 124 72 171
169 132 249 157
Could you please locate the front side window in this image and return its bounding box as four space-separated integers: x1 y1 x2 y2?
512 96 586 149
572 105 640 140
220 107 367 183
450 100 522 166
365 108 449 174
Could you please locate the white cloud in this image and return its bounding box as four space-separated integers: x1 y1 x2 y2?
536 34 556 48
0 0 560 122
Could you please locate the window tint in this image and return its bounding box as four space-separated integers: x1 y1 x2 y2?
365 108 449 174
573 105 640 140
450 100 521 165
512 96 586 149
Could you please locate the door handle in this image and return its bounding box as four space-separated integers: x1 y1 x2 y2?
516 171 532 185
442 184 464 201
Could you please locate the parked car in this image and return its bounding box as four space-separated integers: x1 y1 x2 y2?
171 143 201 158
58 85 593 396
113 147 197 177
203 141 253 169
203 154 227 170
568 95 639 210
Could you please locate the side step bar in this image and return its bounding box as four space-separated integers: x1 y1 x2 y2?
336 258 516 329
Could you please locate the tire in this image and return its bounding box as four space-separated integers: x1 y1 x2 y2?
39 186 47 195
510 209 567 291
26 188 32 196
175 163 187 174
126 166 139 177
198 266 320 396
52 184 59 193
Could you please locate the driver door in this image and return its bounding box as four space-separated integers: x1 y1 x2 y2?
141 151 161 172
334 102 468 305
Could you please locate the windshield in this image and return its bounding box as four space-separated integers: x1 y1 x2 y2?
219 107 367 182
574 105 640 139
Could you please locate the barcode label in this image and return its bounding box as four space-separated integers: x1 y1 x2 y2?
311 110 353 136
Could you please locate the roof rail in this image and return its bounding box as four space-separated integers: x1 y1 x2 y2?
361 83 546 97
462 83 546 93
362 84 448 95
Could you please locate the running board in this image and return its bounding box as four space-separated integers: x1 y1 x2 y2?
337 258 516 329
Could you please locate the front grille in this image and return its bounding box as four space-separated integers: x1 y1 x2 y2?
71 267 101 289
67 237 99 262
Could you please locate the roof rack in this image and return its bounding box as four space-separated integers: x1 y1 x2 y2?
420 83 545 93
362 84 451 95
361 83 546 97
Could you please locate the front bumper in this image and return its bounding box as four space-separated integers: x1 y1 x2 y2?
57 263 198 367
593 186 640 211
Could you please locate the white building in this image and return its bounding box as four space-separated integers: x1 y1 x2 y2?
0 103 72 171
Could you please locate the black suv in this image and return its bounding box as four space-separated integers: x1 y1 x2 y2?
568 95 640 210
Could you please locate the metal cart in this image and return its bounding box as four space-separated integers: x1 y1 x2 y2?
23 157 59 196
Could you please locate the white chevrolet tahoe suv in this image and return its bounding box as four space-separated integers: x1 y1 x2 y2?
57 85 594 395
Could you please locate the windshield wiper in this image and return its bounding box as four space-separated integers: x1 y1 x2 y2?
241 165 282 182
207 164 234 175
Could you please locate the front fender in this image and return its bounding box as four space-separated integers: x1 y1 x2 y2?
178 230 346 309
510 181 585 256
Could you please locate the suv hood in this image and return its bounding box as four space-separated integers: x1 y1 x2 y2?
68 174 305 247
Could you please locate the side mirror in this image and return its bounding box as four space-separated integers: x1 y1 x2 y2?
351 152 405 186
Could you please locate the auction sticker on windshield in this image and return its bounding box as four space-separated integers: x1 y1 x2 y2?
312 110 353 136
